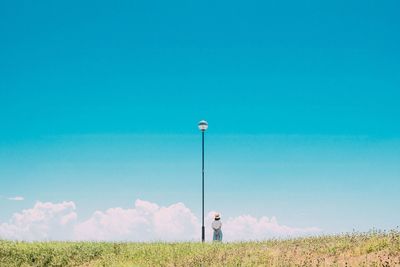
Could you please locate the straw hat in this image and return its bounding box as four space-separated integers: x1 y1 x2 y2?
214 213 220 220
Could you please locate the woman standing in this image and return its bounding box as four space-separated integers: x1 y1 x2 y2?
212 213 223 242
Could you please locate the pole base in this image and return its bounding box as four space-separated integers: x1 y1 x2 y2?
202 226 205 242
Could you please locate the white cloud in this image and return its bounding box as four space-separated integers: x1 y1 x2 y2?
0 201 77 241
8 196 25 201
208 213 320 241
74 199 198 241
0 200 320 242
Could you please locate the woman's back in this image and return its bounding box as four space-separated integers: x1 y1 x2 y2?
212 220 222 230
212 213 223 241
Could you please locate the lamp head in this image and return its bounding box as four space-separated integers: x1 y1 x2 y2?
198 120 208 131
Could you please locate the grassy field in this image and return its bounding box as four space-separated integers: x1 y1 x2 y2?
1 230 399 266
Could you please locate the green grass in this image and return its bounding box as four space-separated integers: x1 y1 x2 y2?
1 230 400 266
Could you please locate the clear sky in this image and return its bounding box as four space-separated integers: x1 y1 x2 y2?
0 0 399 241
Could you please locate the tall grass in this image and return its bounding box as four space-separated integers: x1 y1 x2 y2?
1 230 399 266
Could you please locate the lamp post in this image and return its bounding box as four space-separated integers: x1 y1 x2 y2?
198 120 208 243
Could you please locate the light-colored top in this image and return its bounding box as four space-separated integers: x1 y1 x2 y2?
212 220 222 231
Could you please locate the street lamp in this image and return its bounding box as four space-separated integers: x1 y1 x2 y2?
198 120 208 243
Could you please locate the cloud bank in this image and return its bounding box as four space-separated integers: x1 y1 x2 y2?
0 201 77 241
0 200 320 242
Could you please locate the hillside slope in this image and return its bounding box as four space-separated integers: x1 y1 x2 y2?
1 230 399 266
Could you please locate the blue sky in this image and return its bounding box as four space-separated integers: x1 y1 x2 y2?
0 0 399 239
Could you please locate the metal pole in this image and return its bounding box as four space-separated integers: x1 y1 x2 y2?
202 130 205 242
